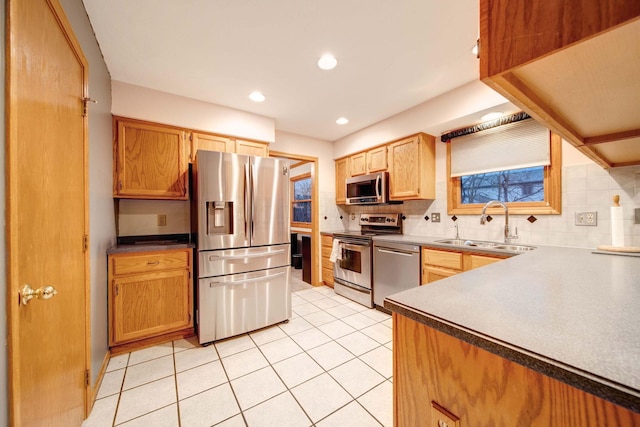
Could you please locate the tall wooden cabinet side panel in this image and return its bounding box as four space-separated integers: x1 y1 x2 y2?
335 157 348 204
394 313 640 426
113 118 188 200
321 234 334 288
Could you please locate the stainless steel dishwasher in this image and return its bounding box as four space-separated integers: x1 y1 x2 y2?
373 241 421 307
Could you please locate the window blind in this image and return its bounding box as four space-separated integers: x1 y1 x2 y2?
449 118 550 177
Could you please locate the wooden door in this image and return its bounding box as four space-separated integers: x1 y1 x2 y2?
114 118 188 200
7 0 90 425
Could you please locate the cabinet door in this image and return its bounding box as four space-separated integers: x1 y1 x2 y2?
191 132 233 160
388 134 435 200
349 152 367 176
114 118 188 200
321 235 334 287
388 136 421 199
112 269 191 345
235 139 269 157
335 158 348 204
367 146 387 172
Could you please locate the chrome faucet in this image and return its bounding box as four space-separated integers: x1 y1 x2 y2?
480 200 518 243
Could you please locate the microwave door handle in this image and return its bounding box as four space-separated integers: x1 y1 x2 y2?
375 174 381 200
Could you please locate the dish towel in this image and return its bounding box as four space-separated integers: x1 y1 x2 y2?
330 239 342 262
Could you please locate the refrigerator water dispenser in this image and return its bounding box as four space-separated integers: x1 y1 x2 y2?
207 201 233 235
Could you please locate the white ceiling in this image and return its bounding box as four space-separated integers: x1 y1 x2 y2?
83 0 481 141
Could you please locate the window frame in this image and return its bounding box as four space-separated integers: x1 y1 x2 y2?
447 131 562 215
290 172 312 228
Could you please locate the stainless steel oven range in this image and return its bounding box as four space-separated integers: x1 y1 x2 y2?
332 213 401 308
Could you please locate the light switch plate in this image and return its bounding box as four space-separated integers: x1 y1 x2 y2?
431 213 441 223
157 214 167 227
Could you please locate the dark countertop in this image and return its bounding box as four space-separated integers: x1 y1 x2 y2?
380 235 640 412
107 235 195 255
107 242 195 255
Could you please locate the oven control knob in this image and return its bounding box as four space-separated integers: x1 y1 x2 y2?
362 218 368 222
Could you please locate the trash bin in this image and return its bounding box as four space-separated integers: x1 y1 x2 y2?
292 253 302 269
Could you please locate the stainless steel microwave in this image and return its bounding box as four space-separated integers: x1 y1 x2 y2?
346 172 388 205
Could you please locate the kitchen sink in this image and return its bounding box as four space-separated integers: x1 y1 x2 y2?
434 239 536 252
492 244 537 252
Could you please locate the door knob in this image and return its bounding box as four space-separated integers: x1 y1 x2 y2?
20 284 58 305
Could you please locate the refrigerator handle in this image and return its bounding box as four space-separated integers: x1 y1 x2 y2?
208 271 286 287
250 162 255 240
243 164 249 237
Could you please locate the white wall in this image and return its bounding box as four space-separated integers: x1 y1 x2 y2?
333 80 509 158
60 0 116 386
112 81 276 142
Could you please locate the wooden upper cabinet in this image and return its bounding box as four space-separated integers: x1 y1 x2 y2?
388 133 435 200
367 146 387 173
235 139 269 157
479 0 640 168
349 152 367 177
335 157 348 205
190 132 234 160
114 117 189 200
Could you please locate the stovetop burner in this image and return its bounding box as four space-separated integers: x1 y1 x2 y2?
333 213 402 239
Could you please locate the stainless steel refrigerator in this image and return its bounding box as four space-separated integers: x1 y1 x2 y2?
193 150 291 344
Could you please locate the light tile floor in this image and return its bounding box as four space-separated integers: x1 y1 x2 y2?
83 269 393 427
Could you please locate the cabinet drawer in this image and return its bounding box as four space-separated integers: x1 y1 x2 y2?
322 245 334 259
321 235 334 246
469 254 505 270
111 250 189 276
322 257 334 269
422 248 463 270
424 266 459 284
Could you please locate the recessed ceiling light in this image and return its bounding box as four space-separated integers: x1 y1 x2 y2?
481 111 503 121
317 54 337 70
249 91 265 102
336 117 349 125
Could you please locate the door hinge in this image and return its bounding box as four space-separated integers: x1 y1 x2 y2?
85 369 90 387
118 180 123 191
83 235 89 252
188 313 191 322
115 285 119 296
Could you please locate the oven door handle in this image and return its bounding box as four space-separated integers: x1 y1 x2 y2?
208 249 286 261
340 242 370 251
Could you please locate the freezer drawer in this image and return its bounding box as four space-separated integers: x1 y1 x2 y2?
198 244 290 278
197 266 291 344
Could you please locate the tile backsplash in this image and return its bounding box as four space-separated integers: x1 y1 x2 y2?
326 164 640 249
118 199 190 237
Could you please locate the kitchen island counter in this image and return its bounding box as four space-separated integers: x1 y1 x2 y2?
382 238 640 412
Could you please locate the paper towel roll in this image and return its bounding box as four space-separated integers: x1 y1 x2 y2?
611 206 624 247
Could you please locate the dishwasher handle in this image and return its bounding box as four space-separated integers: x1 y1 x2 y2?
376 247 417 257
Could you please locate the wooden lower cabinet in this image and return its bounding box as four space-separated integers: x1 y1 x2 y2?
321 234 334 287
108 248 193 349
393 313 640 426
422 247 507 285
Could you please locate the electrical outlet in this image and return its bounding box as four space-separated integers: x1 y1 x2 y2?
575 211 597 226
157 214 167 227
431 213 441 223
